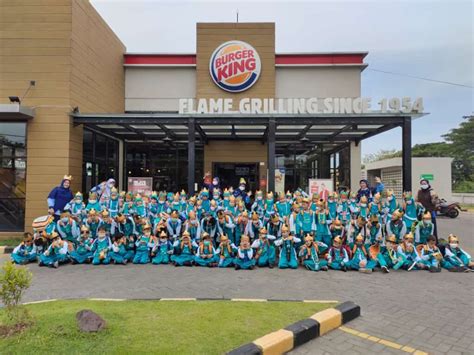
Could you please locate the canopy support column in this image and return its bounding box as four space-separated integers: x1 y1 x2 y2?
267 119 276 192
187 118 195 194
402 117 412 192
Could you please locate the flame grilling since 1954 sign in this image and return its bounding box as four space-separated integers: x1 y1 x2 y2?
209 40 261 93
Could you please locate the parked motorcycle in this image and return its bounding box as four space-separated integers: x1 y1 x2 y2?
437 199 463 218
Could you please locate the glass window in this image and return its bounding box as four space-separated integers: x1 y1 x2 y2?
83 130 93 160
82 129 120 196
0 122 27 231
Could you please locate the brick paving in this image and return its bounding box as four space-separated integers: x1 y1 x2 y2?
1 213 473 354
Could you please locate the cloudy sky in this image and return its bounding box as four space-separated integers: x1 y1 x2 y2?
91 0 473 157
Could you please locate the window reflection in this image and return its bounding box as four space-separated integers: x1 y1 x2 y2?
0 123 27 231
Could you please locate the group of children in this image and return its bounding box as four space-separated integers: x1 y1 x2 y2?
11 180 473 273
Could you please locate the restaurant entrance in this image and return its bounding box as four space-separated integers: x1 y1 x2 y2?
213 162 260 192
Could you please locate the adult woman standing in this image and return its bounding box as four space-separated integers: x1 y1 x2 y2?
416 179 440 238
356 179 372 203
47 175 74 221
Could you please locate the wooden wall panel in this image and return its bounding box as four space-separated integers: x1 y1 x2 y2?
0 0 125 231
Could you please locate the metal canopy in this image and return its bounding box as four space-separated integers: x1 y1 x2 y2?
73 112 421 153
73 111 420 193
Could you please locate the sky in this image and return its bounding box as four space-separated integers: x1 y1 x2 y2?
91 0 473 158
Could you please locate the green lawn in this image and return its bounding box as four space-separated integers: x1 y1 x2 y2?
0 239 20 247
0 300 332 354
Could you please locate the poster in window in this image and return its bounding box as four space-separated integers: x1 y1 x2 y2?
128 177 153 195
308 179 333 201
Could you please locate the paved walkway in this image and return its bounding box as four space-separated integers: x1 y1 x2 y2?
2 213 473 354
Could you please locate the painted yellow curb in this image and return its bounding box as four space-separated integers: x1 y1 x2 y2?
231 298 268 302
23 299 57 305
160 298 197 301
339 326 429 354
88 298 126 301
310 308 342 335
254 329 294 355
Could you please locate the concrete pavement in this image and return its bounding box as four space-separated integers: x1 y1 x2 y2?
1 212 473 354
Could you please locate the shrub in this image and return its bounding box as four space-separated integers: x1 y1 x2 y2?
0 261 33 325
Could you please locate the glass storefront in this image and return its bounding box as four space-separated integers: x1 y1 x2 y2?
125 143 204 192
82 129 119 195
0 122 27 231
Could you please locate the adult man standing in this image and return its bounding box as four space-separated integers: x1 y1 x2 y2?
47 175 74 220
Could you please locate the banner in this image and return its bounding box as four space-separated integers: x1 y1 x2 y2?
275 168 285 194
127 177 153 195
308 179 333 200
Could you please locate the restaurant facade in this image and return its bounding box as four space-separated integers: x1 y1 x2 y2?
0 1 425 232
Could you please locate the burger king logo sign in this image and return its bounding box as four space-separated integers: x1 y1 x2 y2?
209 40 261 93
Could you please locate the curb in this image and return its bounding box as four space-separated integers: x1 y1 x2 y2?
0 246 14 254
21 297 339 304
227 301 360 355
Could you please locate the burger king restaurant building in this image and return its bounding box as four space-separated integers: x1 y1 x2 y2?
0 2 424 232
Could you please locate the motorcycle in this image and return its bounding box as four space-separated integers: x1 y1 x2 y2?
437 198 463 218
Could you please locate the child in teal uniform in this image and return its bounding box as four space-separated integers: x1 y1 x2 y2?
92 226 112 265
184 210 201 242
376 234 405 273
39 233 69 268
133 223 153 264
194 232 219 267
315 201 332 247
327 236 350 271
348 234 376 273
297 198 317 242
402 192 418 230
86 192 102 212
397 233 425 271
327 192 338 220
85 208 100 238
234 235 256 270
69 225 94 264
171 231 197 266
367 215 382 245
386 210 407 243
216 234 236 268
56 211 80 246
70 192 86 222
298 234 328 271
98 209 116 237
442 234 473 272
414 212 434 245
275 230 301 269
151 230 174 265
275 192 291 221
251 227 276 268
419 235 443 272
110 233 133 264
108 187 120 217
11 233 37 265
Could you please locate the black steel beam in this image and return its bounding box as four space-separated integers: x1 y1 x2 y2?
195 124 208 144
121 124 148 141
188 118 196 194
328 125 352 139
157 124 178 140
355 123 400 144
402 117 412 192
85 124 122 140
267 119 276 192
295 124 313 140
